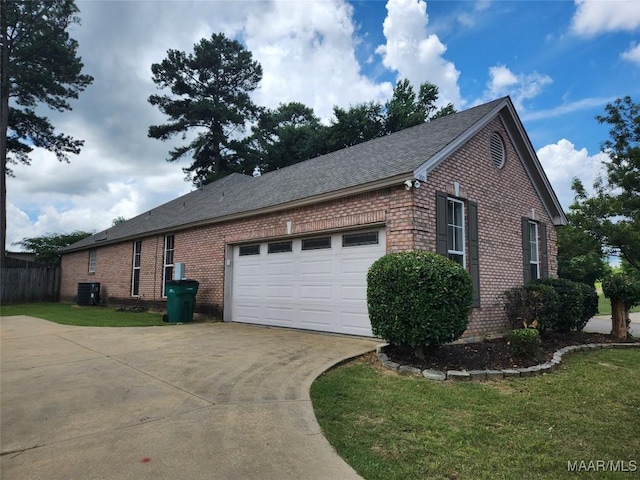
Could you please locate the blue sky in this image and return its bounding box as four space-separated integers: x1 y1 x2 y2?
6 0 640 249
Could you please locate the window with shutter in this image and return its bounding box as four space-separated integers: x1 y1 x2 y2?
435 192 480 307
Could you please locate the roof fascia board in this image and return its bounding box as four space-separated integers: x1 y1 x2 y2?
500 103 567 226
61 173 411 253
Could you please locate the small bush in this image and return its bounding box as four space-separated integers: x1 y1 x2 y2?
532 278 583 332
575 282 598 331
506 328 541 359
503 283 560 332
367 251 472 349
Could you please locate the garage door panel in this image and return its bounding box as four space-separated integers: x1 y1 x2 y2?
340 314 373 335
340 256 378 276
266 285 294 299
299 308 334 327
265 306 293 323
235 305 261 322
266 261 294 276
340 284 367 302
300 258 333 276
235 284 262 298
231 229 384 336
300 284 332 301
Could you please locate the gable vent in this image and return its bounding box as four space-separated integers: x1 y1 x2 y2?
489 132 505 169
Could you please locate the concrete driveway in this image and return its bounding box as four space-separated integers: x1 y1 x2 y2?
1 316 379 480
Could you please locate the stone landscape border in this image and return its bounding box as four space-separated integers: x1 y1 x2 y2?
376 342 640 382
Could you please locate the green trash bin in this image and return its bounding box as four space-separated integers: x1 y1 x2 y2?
165 280 199 323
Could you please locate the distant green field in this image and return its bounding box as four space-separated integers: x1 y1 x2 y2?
594 282 640 316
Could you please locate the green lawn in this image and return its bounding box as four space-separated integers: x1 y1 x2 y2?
0 302 166 327
311 350 640 480
596 293 640 317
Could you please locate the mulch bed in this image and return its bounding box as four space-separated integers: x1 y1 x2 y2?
384 332 639 371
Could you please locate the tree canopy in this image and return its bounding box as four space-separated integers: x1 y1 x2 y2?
13 231 93 266
570 96 640 271
1 0 93 257
557 213 609 286
240 102 326 174
147 34 456 182
148 33 263 185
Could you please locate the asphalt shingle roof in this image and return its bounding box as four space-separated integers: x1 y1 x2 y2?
62 97 507 252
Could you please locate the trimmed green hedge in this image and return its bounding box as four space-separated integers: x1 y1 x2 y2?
504 278 599 333
367 251 472 348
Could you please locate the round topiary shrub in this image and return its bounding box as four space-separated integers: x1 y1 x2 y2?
367 251 472 351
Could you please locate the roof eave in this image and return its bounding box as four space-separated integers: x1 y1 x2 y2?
60 173 413 254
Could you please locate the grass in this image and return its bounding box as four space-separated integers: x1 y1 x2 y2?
594 281 640 316
311 350 640 480
0 302 166 327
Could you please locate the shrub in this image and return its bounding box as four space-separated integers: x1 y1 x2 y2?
603 274 640 339
575 282 598 331
603 274 640 310
367 251 472 351
532 278 583 332
503 283 560 332
506 328 541 359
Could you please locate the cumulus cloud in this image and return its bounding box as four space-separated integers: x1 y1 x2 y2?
571 0 640 36
536 139 607 211
621 42 640 65
376 0 462 108
244 0 392 121
6 0 396 250
483 65 552 110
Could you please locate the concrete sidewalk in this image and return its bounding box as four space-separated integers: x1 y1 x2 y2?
584 311 640 336
1 316 379 480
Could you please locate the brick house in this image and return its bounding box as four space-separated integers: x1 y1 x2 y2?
60 96 566 338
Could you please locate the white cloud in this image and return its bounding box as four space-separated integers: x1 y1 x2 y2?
536 139 607 211
6 0 395 249
521 96 614 122
621 42 640 65
571 0 640 36
483 65 552 110
375 0 462 108
244 0 392 122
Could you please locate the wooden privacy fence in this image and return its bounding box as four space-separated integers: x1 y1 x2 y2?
1 258 61 304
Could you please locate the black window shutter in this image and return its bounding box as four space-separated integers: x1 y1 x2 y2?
539 222 548 278
436 192 448 256
522 217 531 284
468 201 480 308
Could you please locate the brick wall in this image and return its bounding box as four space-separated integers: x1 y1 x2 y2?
61 189 407 310
409 118 558 338
61 118 559 338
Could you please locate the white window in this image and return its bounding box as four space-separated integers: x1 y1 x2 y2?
162 235 175 297
131 240 142 296
529 221 540 280
447 198 465 266
88 249 97 273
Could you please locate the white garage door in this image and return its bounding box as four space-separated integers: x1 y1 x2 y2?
230 229 385 336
